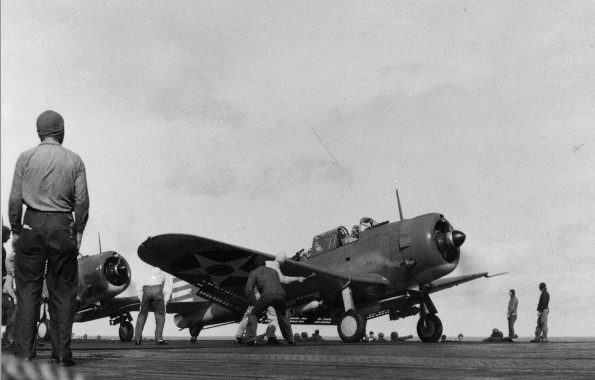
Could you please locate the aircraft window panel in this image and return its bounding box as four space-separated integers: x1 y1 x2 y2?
311 227 346 256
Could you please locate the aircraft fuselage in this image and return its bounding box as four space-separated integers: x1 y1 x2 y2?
283 213 463 309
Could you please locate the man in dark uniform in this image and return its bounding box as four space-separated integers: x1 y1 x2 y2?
244 256 295 346
531 282 550 342
8 110 89 366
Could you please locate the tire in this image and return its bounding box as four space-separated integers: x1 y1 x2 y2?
337 309 367 343
119 321 134 341
417 314 443 342
37 318 51 341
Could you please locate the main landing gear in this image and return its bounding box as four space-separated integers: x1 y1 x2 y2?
416 292 443 342
338 310 367 343
37 317 51 342
37 303 51 341
417 314 443 342
111 312 134 341
336 287 367 343
119 321 134 341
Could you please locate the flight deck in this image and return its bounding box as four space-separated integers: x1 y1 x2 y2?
2 338 594 379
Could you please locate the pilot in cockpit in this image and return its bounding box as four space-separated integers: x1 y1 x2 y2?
360 217 377 231
342 225 360 245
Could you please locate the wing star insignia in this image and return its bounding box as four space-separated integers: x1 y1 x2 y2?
191 253 253 285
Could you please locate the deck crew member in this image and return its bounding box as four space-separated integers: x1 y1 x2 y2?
133 266 172 345
244 256 295 346
8 110 89 367
531 282 549 342
311 329 324 341
236 252 304 344
507 289 518 340
262 252 304 344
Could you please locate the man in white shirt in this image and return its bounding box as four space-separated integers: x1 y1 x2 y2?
133 266 172 345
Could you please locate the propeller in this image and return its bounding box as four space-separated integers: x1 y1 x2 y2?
448 230 466 247
105 254 130 286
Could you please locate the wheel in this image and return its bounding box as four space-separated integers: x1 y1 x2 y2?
417 314 443 342
337 309 367 343
37 318 51 341
119 321 134 341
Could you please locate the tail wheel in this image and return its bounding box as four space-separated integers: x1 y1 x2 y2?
37 318 51 341
119 321 134 341
337 309 367 343
417 314 443 342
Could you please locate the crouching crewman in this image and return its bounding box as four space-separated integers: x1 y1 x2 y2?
244 256 295 346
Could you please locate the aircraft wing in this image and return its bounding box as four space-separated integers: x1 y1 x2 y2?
420 272 489 294
74 296 140 323
138 234 392 311
280 258 392 295
270 258 394 310
138 234 276 312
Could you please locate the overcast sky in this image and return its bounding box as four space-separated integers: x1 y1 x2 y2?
2 1 594 339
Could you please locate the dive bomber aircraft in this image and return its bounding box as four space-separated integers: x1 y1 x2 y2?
28 250 135 341
138 192 494 343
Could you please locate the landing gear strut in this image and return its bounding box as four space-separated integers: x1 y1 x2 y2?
336 286 367 343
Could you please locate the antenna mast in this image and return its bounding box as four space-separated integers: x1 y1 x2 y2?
98 232 102 253
396 189 404 221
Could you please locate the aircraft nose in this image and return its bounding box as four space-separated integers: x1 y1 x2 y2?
451 230 466 247
105 255 131 286
117 263 128 277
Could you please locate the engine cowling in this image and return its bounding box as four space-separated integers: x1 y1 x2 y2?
77 251 131 306
396 213 466 285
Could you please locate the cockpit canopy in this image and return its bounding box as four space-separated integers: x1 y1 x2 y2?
309 217 387 258
310 226 349 257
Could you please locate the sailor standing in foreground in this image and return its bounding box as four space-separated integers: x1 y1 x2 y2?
133 266 172 345
8 110 89 366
